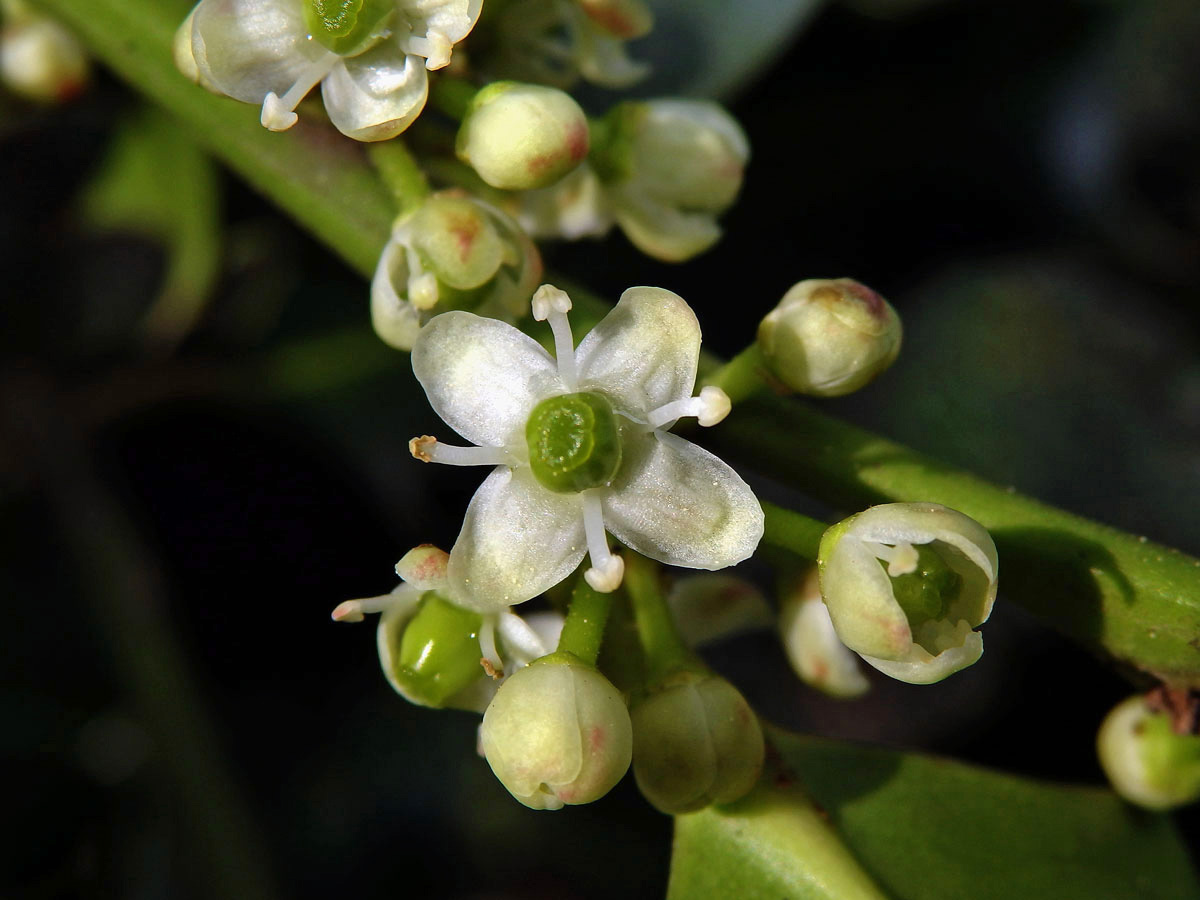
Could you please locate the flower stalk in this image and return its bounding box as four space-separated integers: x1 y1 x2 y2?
556 577 614 667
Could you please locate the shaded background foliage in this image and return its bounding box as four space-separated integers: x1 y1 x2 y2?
1 0 1198 896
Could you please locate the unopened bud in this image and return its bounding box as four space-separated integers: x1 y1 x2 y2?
577 0 653 39
1098 694 1200 811
457 81 589 191
0 3 88 104
779 569 870 699
758 278 902 397
631 670 764 814
818 502 998 684
480 654 632 810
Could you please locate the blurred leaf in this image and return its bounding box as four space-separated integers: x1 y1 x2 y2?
671 725 1200 900
79 104 220 348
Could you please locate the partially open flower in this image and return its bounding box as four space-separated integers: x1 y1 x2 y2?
779 568 870 699
818 502 998 684
483 0 650 90
371 191 541 350
1097 694 1200 811
410 283 763 611
331 545 555 710
480 653 632 810
175 0 481 140
590 99 748 262
457 81 589 191
0 0 89 103
758 278 902 397
630 669 763 814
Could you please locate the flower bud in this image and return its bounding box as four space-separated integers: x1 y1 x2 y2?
457 82 590 191
480 654 632 810
758 278 902 397
630 670 763 814
0 1 88 104
577 0 653 40
665 574 773 649
779 569 870 699
818 502 998 684
592 99 749 262
371 191 541 350
1097 694 1200 811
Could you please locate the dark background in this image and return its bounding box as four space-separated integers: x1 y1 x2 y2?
2 0 1198 896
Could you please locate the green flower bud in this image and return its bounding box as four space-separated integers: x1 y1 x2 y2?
779 569 870 699
525 391 623 494
376 590 490 710
480 654 632 810
757 278 902 397
303 0 394 57
630 670 764 814
0 0 88 104
457 81 590 191
1097 694 1200 810
817 502 998 684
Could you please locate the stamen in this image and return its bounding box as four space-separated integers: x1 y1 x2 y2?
409 436 512 466
404 246 439 310
582 489 624 592
532 284 578 390
645 386 732 429
403 30 452 70
497 611 549 668
478 614 502 675
260 51 339 131
330 585 419 622
865 540 920 577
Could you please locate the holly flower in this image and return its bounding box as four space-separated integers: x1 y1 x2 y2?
175 0 481 140
409 283 763 612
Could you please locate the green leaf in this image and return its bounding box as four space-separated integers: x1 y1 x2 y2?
79 104 220 348
670 725 1200 900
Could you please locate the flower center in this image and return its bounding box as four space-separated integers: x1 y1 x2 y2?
392 593 485 707
525 391 622 493
884 544 962 637
304 0 394 56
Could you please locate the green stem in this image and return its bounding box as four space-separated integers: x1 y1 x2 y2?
367 140 429 217
702 343 770 404
556 578 613 667
761 501 827 559
623 553 696 683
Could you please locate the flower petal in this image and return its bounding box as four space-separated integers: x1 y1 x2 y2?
370 233 423 350
609 189 723 263
447 466 587 611
604 429 762 570
412 311 564 448
859 630 983 685
190 0 322 103
576 286 701 417
321 46 428 141
399 0 483 45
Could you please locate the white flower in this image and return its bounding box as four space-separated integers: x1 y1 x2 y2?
484 0 650 91
176 0 481 140
519 100 750 263
331 545 557 710
818 502 999 684
410 283 763 612
371 191 541 351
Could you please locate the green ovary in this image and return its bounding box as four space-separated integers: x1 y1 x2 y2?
394 594 484 707
526 392 623 493
304 0 394 55
887 545 962 632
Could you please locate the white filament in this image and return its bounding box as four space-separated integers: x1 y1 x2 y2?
260 51 339 130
